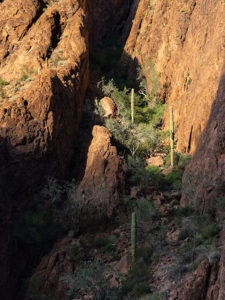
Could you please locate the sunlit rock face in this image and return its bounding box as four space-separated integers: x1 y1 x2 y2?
0 0 89 298
121 0 225 154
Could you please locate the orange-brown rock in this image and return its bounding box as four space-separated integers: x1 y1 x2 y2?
147 155 164 167
122 0 225 154
170 230 225 299
169 259 210 300
181 65 225 212
0 0 43 62
80 125 125 218
0 1 89 298
99 96 117 118
25 237 74 300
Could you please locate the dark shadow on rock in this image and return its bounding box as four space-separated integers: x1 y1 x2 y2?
181 63 225 214
0 1 141 299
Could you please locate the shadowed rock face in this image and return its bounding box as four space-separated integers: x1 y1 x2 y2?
170 229 225 300
0 0 130 297
181 65 225 213
0 0 224 299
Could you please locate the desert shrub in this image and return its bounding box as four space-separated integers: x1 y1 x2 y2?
164 152 191 170
178 154 192 170
49 50 67 67
0 77 9 86
93 234 118 257
200 223 220 241
121 262 149 295
0 77 9 101
165 170 183 190
136 247 153 264
61 260 119 299
20 66 36 81
178 228 194 240
131 282 152 297
175 206 195 218
172 212 221 280
134 197 159 222
13 203 61 251
41 177 64 204
128 163 166 194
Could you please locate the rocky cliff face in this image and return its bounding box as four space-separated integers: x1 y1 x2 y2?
0 0 89 298
181 65 225 212
0 0 225 299
122 0 225 154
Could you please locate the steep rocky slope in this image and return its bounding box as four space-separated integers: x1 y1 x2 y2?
0 0 224 299
181 65 225 212
122 0 225 154
0 0 89 298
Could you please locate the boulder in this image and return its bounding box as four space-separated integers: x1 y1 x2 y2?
99 97 117 118
147 155 164 167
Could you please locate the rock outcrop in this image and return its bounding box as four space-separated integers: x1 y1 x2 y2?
80 125 125 219
170 259 210 300
170 229 225 300
25 237 74 300
121 0 225 154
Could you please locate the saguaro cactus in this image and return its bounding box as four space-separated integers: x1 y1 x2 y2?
131 211 136 264
45 57 48 68
131 88 134 124
170 106 174 167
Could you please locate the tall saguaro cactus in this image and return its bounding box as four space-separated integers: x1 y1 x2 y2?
131 88 134 124
170 106 174 167
131 211 136 264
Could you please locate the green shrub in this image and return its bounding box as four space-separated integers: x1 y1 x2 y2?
178 228 194 240
131 282 151 297
0 78 9 86
134 197 159 221
61 260 119 299
128 165 166 195
122 262 149 295
200 223 220 240
175 206 195 218
136 247 153 264
165 170 183 190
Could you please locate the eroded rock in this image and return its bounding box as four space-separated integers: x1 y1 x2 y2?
80 125 125 219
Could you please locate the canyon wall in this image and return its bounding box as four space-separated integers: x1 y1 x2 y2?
122 0 225 154
0 0 224 298
0 0 89 298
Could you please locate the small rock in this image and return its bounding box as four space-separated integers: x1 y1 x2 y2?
162 166 174 175
116 255 130 274
99 97 117 118
147 155 164 167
